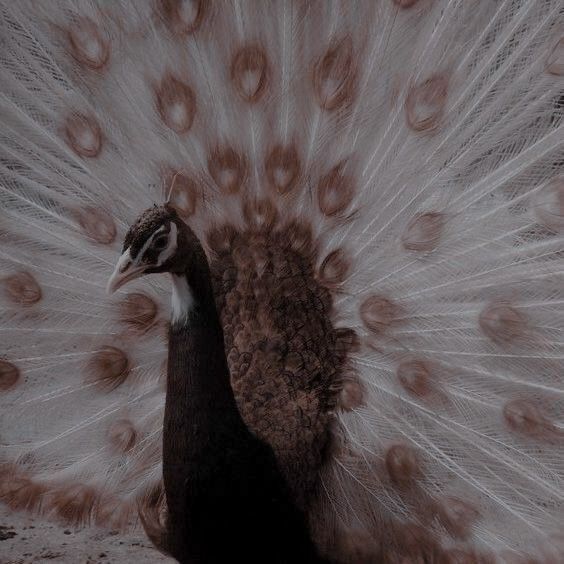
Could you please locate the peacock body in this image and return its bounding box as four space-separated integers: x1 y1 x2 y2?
0 0 563 562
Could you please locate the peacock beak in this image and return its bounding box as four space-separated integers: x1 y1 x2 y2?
106 249 146 294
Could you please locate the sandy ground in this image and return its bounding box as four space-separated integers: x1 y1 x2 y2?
0 506 174 564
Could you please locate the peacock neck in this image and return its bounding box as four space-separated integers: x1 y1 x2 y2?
163 257 245 549
163 251 244 441
166 256 236 412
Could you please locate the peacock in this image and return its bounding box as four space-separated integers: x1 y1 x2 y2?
0 0 563 562
107 203 324 562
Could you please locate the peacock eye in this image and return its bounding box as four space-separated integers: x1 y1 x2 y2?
153 235 168 250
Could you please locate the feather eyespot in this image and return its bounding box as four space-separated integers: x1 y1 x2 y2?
313 37 356 111
385 444 421 487
479 302 526 345
396 360 432 397
49 484 98 526
207 146 248 194
318 248 350 288
231 44 270 103
338 379 364 411
265 144 301 195
75 207 116 245
435 497 479 539
157 0 207 36
0 360 20 391
3 271 42 306
155 73 196 134
107 419 137 453
64 113 103 157
360 295 401 334
393 0 421 8
405 75 448 132
401 212 444 252
503 400 561 441
165 171 199 218
317 162 355 218
0 467 45 512
546 37 564 75
67 17 110 70
87 346 131 392
118 293 159 333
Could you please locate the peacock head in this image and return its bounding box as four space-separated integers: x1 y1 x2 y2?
107 203 196 293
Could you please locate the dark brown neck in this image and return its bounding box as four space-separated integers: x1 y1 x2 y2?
165 247 240 428
162 252 243 543
164 282 238 442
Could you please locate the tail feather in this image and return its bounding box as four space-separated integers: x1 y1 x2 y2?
137 482 170 558
0 0 563 562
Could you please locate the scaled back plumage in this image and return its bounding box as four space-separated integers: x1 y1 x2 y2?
0 1 563 562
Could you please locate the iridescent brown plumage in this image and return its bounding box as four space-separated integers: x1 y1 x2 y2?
209 216 355 510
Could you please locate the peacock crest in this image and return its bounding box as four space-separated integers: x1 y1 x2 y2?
1 0 563 562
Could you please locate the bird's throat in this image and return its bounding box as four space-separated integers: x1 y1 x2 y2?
170 274 195 326
169 262 220 330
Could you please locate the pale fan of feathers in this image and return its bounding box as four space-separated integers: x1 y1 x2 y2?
0 0 563 562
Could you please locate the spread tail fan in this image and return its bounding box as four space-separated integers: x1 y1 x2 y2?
1 1 563 562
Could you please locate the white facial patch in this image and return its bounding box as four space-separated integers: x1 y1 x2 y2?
171 273 194 325
158 224 192 325
115 248 132 273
